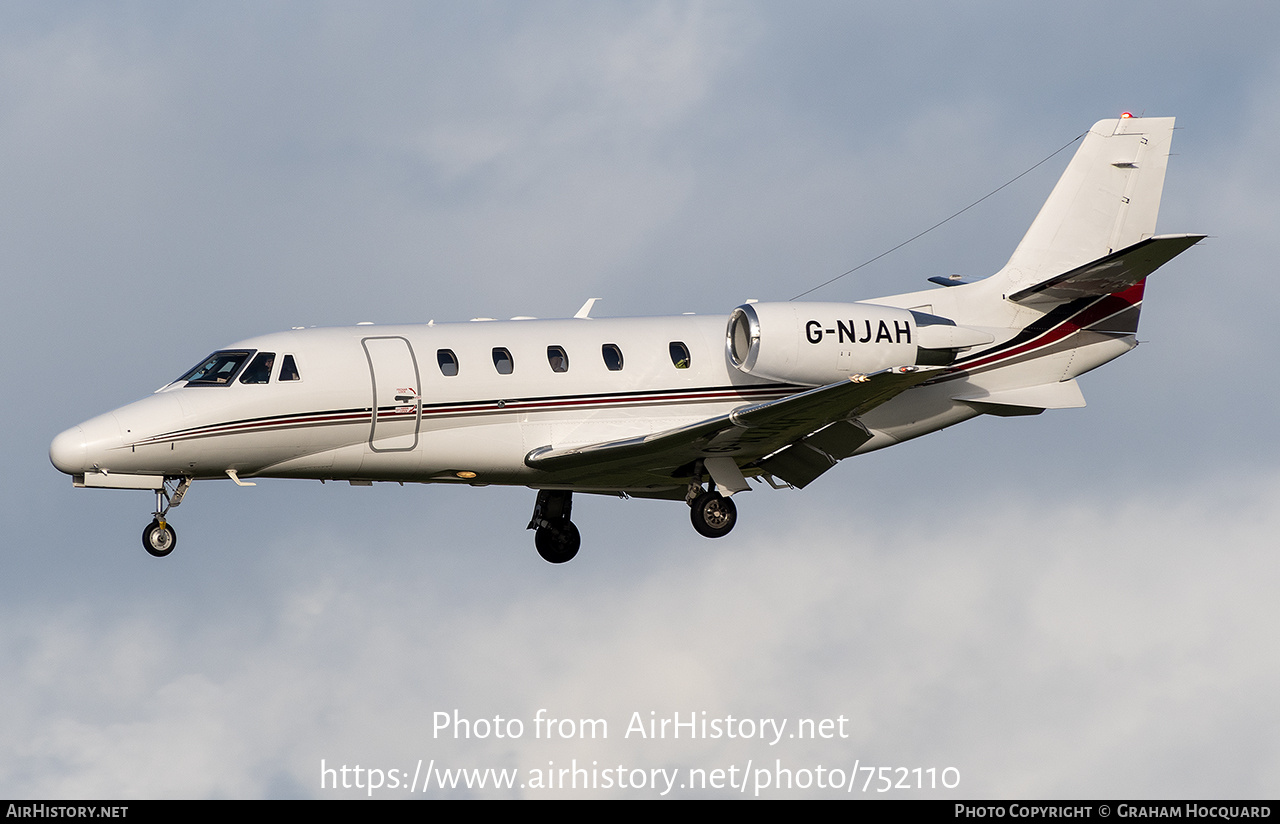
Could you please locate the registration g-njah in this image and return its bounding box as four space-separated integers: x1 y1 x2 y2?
50 116 1203 563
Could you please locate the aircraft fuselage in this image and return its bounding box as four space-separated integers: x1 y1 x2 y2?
49 115 1203 563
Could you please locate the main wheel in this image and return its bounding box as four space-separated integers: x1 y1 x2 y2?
690 491 737 538
535 521 581 564
143 519 177 557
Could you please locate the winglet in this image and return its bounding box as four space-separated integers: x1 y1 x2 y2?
574 298 601 319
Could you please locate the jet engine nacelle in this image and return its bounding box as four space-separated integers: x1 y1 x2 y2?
725 302 923 386
727 302 998 386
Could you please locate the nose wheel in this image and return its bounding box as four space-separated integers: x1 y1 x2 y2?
143 519 177 557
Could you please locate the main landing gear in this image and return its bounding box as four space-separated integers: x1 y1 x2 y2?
527 479 739 563
687 481 738 539
528 489 580 564
143 477 190 558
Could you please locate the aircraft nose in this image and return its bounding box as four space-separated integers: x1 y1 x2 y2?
50 413 124 475
50 425 88 475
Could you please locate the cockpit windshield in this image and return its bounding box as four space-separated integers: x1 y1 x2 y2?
178 350 254 385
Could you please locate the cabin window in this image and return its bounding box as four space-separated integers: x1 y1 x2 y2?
669 341 691 369
180 350 253 386
601 344 624 371
239 352 276 384
437 349 459 377
547 345 569 373
279 354 300 381
492 347 514 375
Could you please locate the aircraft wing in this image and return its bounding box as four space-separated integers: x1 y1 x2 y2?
524 366 938 490
1008 233 1205 305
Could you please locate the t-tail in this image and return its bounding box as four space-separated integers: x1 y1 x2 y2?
983 115 1203 327
876 115 1204 417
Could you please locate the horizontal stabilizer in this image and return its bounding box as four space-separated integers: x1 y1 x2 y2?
1009 234 1203 305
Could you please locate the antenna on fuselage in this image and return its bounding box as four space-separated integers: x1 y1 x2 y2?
575 298 602 319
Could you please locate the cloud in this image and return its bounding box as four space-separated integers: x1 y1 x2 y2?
4 470 1276 798
5 2 1279 801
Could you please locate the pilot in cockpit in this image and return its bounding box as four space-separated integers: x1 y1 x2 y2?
239 353 275 385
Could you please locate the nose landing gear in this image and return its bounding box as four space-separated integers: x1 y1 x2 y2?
142 477 190 558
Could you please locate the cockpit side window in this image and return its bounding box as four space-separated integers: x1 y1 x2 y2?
279 354 300 381
181 351 253 386
239 352 276 384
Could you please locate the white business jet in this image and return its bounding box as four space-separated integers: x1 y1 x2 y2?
50 115 1202 564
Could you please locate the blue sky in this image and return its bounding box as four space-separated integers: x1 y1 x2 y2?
2 1 1277 797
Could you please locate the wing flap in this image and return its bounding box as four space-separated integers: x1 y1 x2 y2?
755 419 875 489
756 442 839 489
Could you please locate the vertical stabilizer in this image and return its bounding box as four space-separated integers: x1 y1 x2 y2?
996 116 1175 292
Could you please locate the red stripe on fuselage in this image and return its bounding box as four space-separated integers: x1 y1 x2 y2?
952 282 1145 376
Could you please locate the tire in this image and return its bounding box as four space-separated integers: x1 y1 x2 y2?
143 519 177 557
690 491 737 539
535 521 581 564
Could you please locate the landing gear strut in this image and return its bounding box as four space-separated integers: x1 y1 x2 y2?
143 477 190 558
528 489 581 563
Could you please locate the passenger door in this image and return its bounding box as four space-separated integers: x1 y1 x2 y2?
362 336 421 452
